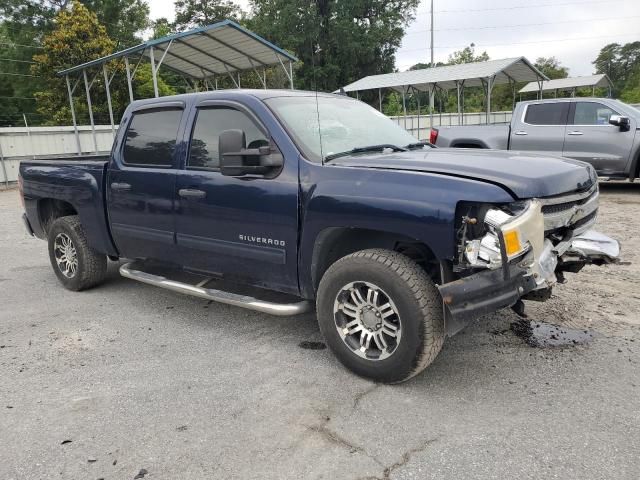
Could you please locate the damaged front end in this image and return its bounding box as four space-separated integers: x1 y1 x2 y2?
439 184 619 335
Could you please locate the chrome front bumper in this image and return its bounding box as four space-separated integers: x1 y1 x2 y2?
561 230 620 263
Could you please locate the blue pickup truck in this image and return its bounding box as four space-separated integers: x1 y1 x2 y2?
19 90 620 383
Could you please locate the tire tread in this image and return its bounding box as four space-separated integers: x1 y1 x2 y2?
48 215 107 291
317 248 444 383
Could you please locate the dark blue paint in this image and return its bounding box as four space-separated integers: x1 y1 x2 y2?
20 90 582 300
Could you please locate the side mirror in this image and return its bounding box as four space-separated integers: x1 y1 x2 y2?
609 115 631 131
218 129 283 177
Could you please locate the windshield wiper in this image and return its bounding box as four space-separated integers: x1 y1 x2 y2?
405 141 435 150
324 144 407 162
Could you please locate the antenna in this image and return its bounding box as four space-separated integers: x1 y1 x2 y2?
311 42 324 163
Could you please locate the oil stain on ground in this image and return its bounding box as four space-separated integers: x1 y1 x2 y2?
510 319 596 347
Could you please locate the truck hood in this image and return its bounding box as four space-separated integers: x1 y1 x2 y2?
329 148 596 199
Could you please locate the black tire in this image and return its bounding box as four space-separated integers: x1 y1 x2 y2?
316 249 444 383
47 215 107 291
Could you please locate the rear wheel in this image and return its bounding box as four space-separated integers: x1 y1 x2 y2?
47 215 107 291
316 249 444 383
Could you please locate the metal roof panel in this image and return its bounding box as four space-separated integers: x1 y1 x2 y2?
338 57 547 93
519 74 613 93
57 20 297 77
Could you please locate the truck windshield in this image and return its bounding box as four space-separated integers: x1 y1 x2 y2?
265 95 420 163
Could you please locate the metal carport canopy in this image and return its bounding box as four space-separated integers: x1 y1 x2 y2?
56 20 297 156
519 74 613 93
57 19 298 81
338 57 547 93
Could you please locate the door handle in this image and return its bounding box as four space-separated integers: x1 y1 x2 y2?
568 131 584 136
111 182 131 191
514 131 528 136
178 188 206 199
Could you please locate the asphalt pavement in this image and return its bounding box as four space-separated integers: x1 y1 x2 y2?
1 185 639 479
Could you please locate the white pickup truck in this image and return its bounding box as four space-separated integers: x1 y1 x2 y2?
433 98 640 181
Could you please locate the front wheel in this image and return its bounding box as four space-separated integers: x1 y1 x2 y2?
47 215 107 291
316 249 444 383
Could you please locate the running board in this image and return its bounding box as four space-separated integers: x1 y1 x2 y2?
119 262 312 317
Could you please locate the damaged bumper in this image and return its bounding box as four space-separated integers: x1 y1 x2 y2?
439 229 620 327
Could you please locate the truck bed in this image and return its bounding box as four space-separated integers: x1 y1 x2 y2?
19 157 117 256
434 124 510 149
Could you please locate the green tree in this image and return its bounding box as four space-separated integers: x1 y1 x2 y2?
31 1 118 125
593 42 640 98
174 0 241 31
151 17 173 39
246 0 419 93
620 70 640 103
534 57 568 80
447 44 489 65
383 91 403 116
81 0 150 46
1 0 151 125
133 64 176 98
0 1 56 125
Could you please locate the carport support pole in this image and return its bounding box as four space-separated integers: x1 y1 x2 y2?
0 143 8 187
125 57 134 103
65 75 82 155
289 62 294 89
461 81 465 125
486 77 492 124
401 88 407 129
429 85 435 129
378 88 382 112
416 88 421 138
103 64 115 139
83 70 98 153
455 81 461 125
150 46 159 98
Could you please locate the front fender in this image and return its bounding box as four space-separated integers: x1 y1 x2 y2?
298 162 515 296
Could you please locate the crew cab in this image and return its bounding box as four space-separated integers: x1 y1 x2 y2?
19 90 619 383
433 98 640 180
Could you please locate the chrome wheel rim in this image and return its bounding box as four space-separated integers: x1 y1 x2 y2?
53 233 78 278
333 281 402 361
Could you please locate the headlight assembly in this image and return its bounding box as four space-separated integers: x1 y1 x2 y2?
463 200 544 269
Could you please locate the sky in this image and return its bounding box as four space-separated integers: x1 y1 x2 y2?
147 0 639 76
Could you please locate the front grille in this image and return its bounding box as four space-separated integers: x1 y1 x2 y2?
540 184 598 235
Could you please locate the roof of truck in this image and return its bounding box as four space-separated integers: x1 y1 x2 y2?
127 88 346 107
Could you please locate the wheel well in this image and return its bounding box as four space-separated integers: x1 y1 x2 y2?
38 199 77 236
634 151 640 180
311 228 439 293
451 142 485 149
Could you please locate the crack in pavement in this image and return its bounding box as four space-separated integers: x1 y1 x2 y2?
304 411 438 480
357 437 439 480
303 415 385 469
305 424 368 456
352 383 379 411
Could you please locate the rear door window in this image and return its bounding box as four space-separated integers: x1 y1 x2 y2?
523 103 569 126
123 108 183 166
